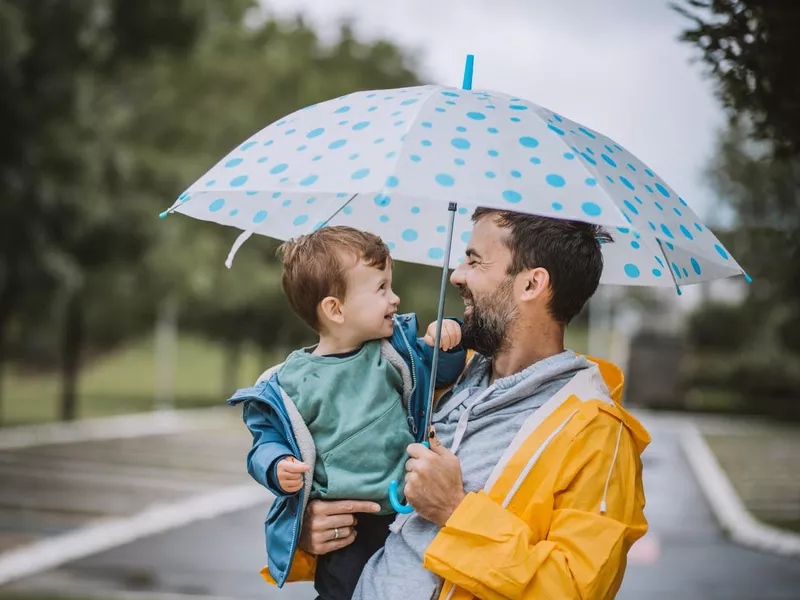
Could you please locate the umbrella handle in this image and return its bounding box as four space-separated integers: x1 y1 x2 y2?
388 441 430 514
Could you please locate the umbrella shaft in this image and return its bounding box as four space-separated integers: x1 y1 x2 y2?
423 202 458 441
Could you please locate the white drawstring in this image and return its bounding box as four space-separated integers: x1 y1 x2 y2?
600 421 624 514
225 229 256 269
449 386 495 455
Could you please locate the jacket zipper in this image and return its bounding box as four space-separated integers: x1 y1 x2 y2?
394 316 419 436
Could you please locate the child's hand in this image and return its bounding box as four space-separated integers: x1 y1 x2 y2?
277 456 311 493
423 319 462 351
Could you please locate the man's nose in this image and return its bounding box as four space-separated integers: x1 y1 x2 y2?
450 263 466 287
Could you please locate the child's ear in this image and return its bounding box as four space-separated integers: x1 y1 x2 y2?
318 296 345 326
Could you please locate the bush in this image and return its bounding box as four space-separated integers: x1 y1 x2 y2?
686 302 755 352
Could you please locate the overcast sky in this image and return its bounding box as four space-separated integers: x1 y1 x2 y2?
262 0 726 221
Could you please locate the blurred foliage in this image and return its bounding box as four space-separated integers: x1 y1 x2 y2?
0 0 423 422
674 0 800 157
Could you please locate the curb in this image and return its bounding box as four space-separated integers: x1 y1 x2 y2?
0 407 230 451
679 422 800 558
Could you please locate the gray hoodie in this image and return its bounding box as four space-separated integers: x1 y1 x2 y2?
353 349 593 600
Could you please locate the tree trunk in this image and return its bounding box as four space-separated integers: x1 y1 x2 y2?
60 291 84 421
222 338 242 397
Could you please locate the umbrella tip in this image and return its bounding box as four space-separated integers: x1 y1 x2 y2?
675 285 683 296
159 210 170 219
462 54 474 91
744 272 753 284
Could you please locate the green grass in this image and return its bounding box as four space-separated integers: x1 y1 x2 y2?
1 335 279 427
1 327 589 427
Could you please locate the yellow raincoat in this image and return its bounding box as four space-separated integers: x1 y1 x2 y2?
261 356 650 600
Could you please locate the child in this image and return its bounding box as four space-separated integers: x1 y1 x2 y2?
227 226 466 600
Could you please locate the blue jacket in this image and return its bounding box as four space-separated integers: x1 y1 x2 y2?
227 313 466 587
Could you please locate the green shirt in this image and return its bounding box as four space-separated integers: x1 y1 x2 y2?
277 340 414 513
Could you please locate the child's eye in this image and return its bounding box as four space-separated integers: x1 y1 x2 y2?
379 282 387 290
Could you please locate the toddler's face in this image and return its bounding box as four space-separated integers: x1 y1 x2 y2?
341 259 400 341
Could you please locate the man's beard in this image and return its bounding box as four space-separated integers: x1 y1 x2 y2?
460 277 517 358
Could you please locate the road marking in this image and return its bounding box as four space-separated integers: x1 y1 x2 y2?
0 483 269 586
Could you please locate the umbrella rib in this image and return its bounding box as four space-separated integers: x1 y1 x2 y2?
656 238 682 296
318 193 359 229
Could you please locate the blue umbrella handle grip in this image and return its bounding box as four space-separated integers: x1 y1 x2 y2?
388 441 429 514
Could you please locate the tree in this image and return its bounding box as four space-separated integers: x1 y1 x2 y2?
674 0 800 157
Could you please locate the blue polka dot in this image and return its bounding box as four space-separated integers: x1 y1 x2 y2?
441 91 460 97
655 256 664 267
352 121 370 131
402 229 419 242
585 147 595 155
631 241 641 249
618 227 630 234
673 208 682 217
511 117 521 122
282 200 291 207
660 224 674 239
715 244 729 260
683 268 689 278
652 268 662 277
456 126 467 132
294 215 309 226
269 164 288 175
204 179 216 187
546 174 566 188
435 107 446 113
666 242 675 251
548 124 565 135
460 231 470 242
679 197 688 206
422 122 432 128
694 223 703 232
328 139 347 150
619 176 635 190
488 150 499 157
624 200 639 215
601 154 617 168
680 225 694 240
272 192 281 198
229 209 239 216
530 157 542 165
451 138 471 150
458 207 468 215
285 129 296 135
342 206 353 215
385 176 399 188
435 173 455 187
379 215 390 223
624 264 640 278
422 140 433 147
306 197 316 204
645 185 654 194
306 128 325 138
485 171 496 179
582 202 602 217
209 199 225 212
253 210 267 223
400 99 418 106
563 152 575 160
645 169 655 177
503 190 522 203
351 168 370 180
374 138 385 144
349 153 359 160
428 247 444 260
385 151 396 159
691 258 702 275
240 141 257 151
655 183 670 197
552 202 563 211
374 194 391 207
579 127 596 138
446 101 456 106
581 153 597 166
230 175 249 187
334 106 350 114
369 106 378 112
394 120 405 127
634 196 643 204
655 202 664 211
467 112 486 120
585 178 597 187
299 175 318 187
225 158 243 168
488 127 499 134
257 157 268 163
519 136 539 148
509 104 528 110
511 170 521 178
606 176 615 184
410 155 421 162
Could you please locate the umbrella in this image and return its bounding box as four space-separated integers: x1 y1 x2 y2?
160 55 747 512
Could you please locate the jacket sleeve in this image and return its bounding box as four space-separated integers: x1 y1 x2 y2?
424 417 648 600
242 401 296 497
415 319 467 388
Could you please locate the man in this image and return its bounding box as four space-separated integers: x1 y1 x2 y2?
274 208 650 599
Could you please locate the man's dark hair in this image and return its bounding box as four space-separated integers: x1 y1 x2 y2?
472 208 613 325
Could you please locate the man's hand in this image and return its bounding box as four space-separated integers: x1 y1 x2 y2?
423 319 462 351
276 456 311 493
298 499 381 555
405 428 466 527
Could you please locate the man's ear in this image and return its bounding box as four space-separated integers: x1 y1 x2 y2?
520 267 550 302
318 296 345 326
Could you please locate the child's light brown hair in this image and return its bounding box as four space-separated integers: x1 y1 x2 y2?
278 226 392 332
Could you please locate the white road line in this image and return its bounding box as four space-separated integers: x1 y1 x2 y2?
0 483 270 586
680 423 800 558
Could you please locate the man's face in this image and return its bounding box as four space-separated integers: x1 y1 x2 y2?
450 216 518 358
